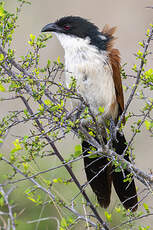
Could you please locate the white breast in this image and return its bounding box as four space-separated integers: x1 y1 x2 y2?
55 33 118 121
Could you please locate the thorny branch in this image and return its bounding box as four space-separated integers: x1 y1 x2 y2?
116 25 153 130
20 95 109 230
1 156 99 229
0 186 16 230
112 212 153 230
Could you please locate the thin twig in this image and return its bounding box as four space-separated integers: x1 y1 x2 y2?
116 25 153 130
20 95 109 230
0 186 16 230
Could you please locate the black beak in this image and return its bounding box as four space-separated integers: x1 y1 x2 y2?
41 23 61 33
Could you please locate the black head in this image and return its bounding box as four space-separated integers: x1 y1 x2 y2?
41 16 99 37
41 16 110 50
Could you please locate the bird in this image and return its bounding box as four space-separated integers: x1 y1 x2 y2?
41 16 138 211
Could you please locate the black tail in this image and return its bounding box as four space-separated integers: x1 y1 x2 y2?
82 132 138 211
112 132 138 211
82 140 112 208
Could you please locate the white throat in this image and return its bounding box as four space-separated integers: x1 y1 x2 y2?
55 32 91 50
54 32 108 70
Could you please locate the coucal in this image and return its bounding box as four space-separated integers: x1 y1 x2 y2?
41 16 138 211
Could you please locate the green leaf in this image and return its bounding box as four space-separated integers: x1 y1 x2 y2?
27 196 37 203
88 153 99 158
143 203 150 213
104 211 112 222
22 162 29 171
122 85 127 91
53 178 63 183
30 33 36 41
47 59 51 68
146 28 150 36
39 104 44 111
28 34 36 46
139 41 144 48
144 120 152 130
0 3 6 18
44 99 52 106
132 64 137 72
0 83 5 92
115 207 121 213
61 218 67 227
0 153 3 160
114 167 121 173
139 226 150 230
98 106 104 113
74 144 82 156
0 197 4 207
0 54 4 61
57 56 61 64
11 139 22 153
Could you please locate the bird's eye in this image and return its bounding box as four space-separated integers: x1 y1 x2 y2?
64 25 71 30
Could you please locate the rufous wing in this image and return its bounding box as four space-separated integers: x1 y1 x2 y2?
102 25 125 123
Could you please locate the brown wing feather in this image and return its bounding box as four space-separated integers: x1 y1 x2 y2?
109 49 124 114
102 25 125 123
102 24 117 51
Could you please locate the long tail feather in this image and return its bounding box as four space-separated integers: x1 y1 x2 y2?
82 140 112 208
82 132 138 211
112 132 138 211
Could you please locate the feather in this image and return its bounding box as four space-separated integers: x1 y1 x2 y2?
102 25 125 123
